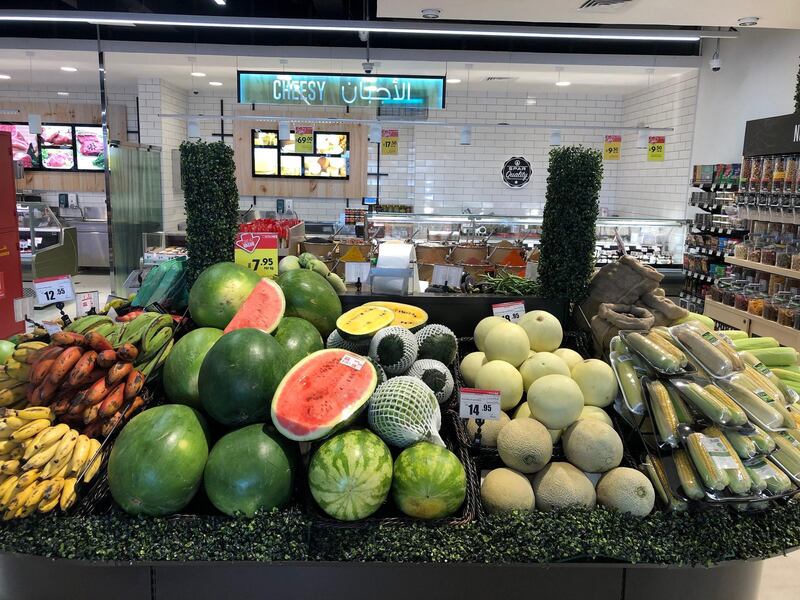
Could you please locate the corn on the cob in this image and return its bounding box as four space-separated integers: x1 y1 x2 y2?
703 427 753 494
703 385 749 426
667 385 694 425
746 458 794 495
643 454 688 512
732 337 780 351
686 433 729 491
647 380 679 446
722 383 785 430
673 449 705 500
751 425 777 454
769 430 800 479
678 382 735 426
724 429 759 460
747 347 799 368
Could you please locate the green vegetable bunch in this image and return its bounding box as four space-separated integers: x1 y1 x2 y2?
180 141 240 286
478 272 541 296
538 146 603 303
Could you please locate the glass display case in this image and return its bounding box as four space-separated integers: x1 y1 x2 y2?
142 231 188 267
17 202 78 281
364 213 688 267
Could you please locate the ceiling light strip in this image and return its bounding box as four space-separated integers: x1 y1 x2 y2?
0 10 736 41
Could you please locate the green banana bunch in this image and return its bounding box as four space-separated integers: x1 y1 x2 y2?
117 313 162 347
140 338 174 378
65 315 114 335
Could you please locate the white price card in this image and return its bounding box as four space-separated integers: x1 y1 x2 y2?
492 300 526 323
340 354 366 371
42 321 63 335
76 291 100 317
431 264 463 287
459 388 502 421
33 275 74 306
344 262 372 284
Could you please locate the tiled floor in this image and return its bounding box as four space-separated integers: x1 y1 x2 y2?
759 552 800 599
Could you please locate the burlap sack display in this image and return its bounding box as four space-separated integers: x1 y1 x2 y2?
591 303 655 357
638 291 689 327
580 255 663 326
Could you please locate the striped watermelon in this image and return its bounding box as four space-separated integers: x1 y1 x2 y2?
392 442 466 519
308 429 393 521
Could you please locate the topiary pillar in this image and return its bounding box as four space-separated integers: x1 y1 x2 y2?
180 140 240 286
538 146 603 303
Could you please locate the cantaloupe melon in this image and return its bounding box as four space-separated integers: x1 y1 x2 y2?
480 468 535 513
475 360 524 411
548 428 562 443
596 467 655 517
466 411 510 447
518 352 570 390
578 405 613 427
571 359 618 408
483 322 531 367
518 311 563 352
474 316 507 352
562 419 623 473
496 418 552 473
526 374 584 430
553 348 583 371
460 352 487 387
531 462 596 511
512 403 562 441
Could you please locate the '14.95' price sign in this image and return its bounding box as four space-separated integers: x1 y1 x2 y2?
234 232 279 278
459 388 501 421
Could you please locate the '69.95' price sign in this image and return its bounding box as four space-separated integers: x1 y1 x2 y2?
234 232 279 278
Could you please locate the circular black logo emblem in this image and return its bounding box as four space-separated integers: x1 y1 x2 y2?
502 157 531 188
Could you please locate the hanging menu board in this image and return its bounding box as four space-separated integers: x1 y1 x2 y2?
0 122 105 172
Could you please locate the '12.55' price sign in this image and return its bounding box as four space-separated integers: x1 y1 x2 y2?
234 232 279 278
33 274 75 306
459 388 501 421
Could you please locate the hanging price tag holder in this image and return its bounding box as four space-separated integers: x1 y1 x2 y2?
459 388 501 421
33 275 75 306
234 232 279 278
76 291 100 317
492 300 526 323
431 264 463 288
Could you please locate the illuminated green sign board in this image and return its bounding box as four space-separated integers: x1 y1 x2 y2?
238 72 446 109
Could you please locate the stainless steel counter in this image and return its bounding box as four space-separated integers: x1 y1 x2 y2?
62 218 109 268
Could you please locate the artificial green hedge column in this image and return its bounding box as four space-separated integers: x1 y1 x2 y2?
180 141 240 286
538 146 603 303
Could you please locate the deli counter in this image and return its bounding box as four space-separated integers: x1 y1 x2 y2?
17 202 78 285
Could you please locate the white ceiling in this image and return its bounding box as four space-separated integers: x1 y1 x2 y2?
377 0 800 29
0 49 693 96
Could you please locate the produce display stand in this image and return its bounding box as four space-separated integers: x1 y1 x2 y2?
1 294 799 600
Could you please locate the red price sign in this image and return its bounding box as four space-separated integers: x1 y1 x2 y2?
234 232 279 278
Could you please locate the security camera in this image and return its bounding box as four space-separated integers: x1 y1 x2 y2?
191 88 200 96
358 30 369 43
709 54 721 72
362 61 375 75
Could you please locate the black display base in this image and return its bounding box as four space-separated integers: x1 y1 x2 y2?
0 553 764 600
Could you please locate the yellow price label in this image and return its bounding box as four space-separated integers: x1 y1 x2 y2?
381 128 399 155
647 136 666 162
294 126 313 153
603 135 621 161
234 232 279 278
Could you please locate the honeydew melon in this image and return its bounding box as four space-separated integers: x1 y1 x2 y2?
466 411 510 447
459 352 487 387
526 374 584 430
474 316 507 352
518 311 563 352
553 348 583 371
518 352 570 390
475 360 524 411
571 359 618 408
483 322 530 367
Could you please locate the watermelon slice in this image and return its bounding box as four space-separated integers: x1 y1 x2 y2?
224 278 286 334
271 349 378 441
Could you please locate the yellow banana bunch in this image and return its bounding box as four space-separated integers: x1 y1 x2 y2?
0 383 27 408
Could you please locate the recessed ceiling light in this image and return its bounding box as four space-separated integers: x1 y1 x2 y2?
555 81 571 87
446 78 461 84
60 66 78 72
213 0 226 5
208 81 223 86
190 71 206 77
57 91 69 96
421 8 441 19
737 16 759 26
0 74 10 80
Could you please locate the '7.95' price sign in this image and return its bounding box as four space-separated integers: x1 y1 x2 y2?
234 232 279 278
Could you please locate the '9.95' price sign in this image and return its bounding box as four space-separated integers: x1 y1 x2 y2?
459 388 501 421
234 232 279 278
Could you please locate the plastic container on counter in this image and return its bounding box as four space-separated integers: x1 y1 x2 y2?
761 156 775 192
752 222 769 235
764 291 792 322
710 277 731 303
777 296 800 327
750 157 763 192
740 157 753 189
792 253 800 272
734 281 751 311
746 284 766 317
723 279 742 306
775 243 794 269
785 156 799 194
769 274 787 296
761 243 778 266
772 156 787 191
747 244 763 263
734 238 752 259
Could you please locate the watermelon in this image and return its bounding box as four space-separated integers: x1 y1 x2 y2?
188 262 261 329
406 359 454 403
415 324 458 365
199 328 289 427
163 327 223 409
277 269 342 338
224 278 286 334
271 349 378 441
108 405 209 516
203 423 298 517
273 317 324 368
369 326 419 375
392 442 466 519
309 429 393 521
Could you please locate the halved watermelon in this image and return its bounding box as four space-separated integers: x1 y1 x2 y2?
364 301 428 331
224 278 286 334
271 349 378 441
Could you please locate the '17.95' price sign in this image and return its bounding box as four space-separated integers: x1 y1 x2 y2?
234 232 279 278
459 388 501 421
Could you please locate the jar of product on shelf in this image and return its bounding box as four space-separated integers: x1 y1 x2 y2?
792 253 800 272
709 277 727 302
778 296 800 327
734 237 751 259
751 221 768 235
747 237 764 262
750 156 762 191
776 242 794 269
726 279 746 307
757 272 770 290
746 284 765 316
785 155 799 194
764 292 786 322
740 157 752 190
734 281 751 311
772 155 787 191
761 156 775 192
769 274 787 295
761 243 777 266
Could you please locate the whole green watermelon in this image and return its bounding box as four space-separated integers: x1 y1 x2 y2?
392 442 466 519
277 270 342 338
309 429 392 521
108 405 209 516
189 262 261 329
203 423 298 517
163 327 223 409
199 328 289 426
272 317 324 368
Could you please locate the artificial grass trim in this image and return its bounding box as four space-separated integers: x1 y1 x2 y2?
1 503 799 565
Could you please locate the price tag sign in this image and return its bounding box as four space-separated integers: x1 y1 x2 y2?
234 232 279 278
339 354 366 371
603 134 621 161
33 274 75 305
42 321 63 335
344 261 371 283
430 264 463 287
459 388 501 421
647 136 665 162
76 291 100 317
381 128 399 156
295 126 313 154
492 300 526 323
